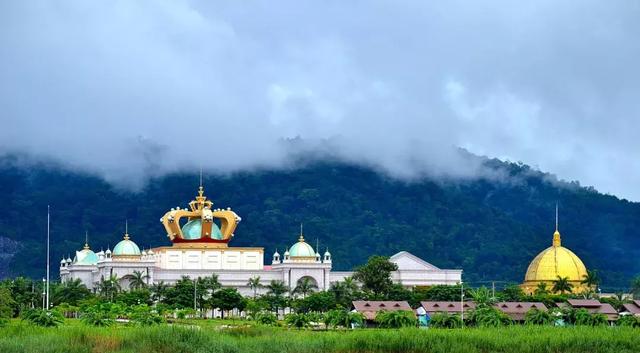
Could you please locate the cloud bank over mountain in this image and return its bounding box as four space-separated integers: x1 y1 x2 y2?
1 1 639 199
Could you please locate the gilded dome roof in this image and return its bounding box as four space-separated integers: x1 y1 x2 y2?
289 235 316 257
181 219 223 240
524 230 587 283
113 233 141 256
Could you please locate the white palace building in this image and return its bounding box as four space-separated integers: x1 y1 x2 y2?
60 186 462 295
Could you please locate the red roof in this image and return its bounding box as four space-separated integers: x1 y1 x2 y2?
352 301 413 320
421 301 476 314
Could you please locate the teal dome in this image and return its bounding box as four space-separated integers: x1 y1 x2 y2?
75 248 98 265
289 236 316 257
181 219 223 240
113 235 141 256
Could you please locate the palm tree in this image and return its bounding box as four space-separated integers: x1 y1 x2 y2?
534 282 549 296
552 276 573 294
293 277 318 299
98 275 121 301
52 278 91 306
130 270 149 290
247 276 262 298
150 281 169 302
266 280 289 297
581 270 600 290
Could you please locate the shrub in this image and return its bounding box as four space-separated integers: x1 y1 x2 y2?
375 310 416 328
129 304 164 326
80 302 119 326
617 314 640 327
467 307 512 327
429 312 462 329
254 311 278 326
285 312 311 329
573 309 608 326
324 309 365 329
22 309 64 327
524 309 552 325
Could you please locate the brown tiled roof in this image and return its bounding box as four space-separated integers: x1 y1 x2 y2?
566 299 601 307
420 301 476 314
352 301 413 321
622 301 640 315
493 302 547 321
561 300 618 320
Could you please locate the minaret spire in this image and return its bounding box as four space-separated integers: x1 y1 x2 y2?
555 202 558 232
124 220 130 240
84 230 89 249
299 223 304 242
553 202 561 247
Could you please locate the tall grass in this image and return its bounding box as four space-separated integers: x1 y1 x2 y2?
0 321 638 353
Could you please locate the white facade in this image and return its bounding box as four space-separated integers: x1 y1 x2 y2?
60 244 461 295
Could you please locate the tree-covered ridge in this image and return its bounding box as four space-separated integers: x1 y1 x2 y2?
0 155 638 288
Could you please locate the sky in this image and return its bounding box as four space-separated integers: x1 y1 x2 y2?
1 1 639 200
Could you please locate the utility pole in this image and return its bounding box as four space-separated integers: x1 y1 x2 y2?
194 277 197 314
46 205 50 310
492 281 495 299
42 278 46 310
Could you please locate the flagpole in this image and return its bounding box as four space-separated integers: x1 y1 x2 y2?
46 205 50 310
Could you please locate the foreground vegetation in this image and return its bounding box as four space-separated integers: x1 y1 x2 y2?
1 321 639 353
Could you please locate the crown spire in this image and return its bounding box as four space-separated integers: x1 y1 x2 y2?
552 203 561 247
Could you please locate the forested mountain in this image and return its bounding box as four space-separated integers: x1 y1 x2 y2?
0 154 638 290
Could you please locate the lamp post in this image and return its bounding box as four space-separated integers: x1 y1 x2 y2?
42 278 46 310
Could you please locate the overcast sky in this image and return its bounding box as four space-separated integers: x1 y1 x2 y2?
1 1 639 200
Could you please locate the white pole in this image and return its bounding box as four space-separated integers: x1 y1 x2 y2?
460 281 464 327
46 205 50 310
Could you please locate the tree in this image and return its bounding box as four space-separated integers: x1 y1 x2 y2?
552 276 573 294
498 285 525 301
129 304 164 326
353 256 398 297
469 286 495 307
129 271 149 290
329 277 360 308
375 310 416 328
264 280 289 315
631 276 640 299
581 270 600 290
210 288 246 319
0 287 15 326
534 282 549 296
52 278 91 306
247 276 262 298
298 291 336 313
293 277 318 299
98 275 121 301
150 281 169 302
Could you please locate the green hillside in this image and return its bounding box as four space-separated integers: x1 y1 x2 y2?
0 155 638 290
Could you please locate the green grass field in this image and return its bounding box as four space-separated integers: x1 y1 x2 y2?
1 320 639 353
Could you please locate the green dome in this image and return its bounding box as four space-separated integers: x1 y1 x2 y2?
75 248 98 265
289 237 316 257
181 219 223 240
113 235 141 256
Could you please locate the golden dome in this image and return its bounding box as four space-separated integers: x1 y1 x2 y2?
521 229 589 294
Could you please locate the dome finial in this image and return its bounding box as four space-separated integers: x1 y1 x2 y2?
84 230 90 249
553 203 561 247
299 223 304 242
124 219 130 240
